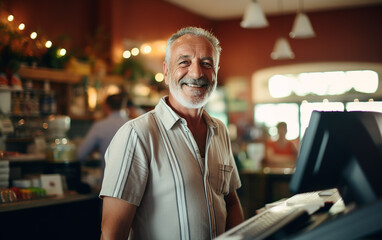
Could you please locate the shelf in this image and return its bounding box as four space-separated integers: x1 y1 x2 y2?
0 88 47 93
0 192 98 213
7 153 46 162
17 66 124 85
18 66 83 84
8 114 45 118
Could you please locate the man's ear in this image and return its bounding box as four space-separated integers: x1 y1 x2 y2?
163 61 169 85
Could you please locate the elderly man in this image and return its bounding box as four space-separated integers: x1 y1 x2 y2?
100 26 244 240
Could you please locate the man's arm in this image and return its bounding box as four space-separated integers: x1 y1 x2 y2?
101 196 137 240
225 190 244 230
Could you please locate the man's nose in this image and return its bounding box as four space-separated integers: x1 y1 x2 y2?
188 62 204 79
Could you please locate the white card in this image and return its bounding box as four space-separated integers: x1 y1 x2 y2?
40 174 64 196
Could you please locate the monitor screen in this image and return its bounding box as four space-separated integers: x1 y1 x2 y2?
289 111 382 206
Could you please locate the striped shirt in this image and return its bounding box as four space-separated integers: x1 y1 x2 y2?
100 96 241 240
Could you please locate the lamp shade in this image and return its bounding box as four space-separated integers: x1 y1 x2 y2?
289 12 315 38
270 37 295 60
240 0 268 28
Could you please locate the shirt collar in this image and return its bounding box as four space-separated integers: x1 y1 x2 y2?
155 96 219 131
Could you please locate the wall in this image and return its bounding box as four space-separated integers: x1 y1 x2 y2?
3 1 382 78
3 0 98 56
3 0 382 123
214 5 382 123
215 6 382 80
2 0 214 70
102 0 214 63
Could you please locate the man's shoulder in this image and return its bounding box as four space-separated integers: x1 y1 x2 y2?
125 110 158 130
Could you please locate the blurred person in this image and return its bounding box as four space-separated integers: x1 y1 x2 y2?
126 98 145 119
99 26 244 240
76 94 129 171
265 122 298 168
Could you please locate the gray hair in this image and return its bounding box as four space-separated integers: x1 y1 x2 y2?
164 27 222 72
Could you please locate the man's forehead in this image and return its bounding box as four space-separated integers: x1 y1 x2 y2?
171 34 215 59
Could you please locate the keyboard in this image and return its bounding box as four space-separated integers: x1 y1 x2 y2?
215 205 308 240
216 189 341 240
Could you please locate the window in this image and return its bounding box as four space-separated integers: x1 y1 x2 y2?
254 103 299 140
268 70 378 98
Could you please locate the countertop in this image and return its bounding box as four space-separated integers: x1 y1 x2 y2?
0 191 99 213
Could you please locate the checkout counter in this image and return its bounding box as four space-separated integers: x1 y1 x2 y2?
0 191 101 239
239 167 294 219
0 115 102 239
0 156 102 240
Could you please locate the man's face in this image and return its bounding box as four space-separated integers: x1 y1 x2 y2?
164 34 218 109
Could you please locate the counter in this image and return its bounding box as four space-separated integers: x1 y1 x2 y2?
0 192 102 240
239 167 294 219
0 192 98 213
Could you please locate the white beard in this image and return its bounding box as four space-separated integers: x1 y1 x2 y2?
169 75 217 109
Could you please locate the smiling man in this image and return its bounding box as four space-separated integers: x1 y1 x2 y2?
99 27 244 240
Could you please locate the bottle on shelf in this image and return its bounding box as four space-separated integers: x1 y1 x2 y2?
12 92 22 115
24 92 32 115
40 93 50 115
40 80 57 115
0 150 10 189
30 92 40 115
49 92 57 115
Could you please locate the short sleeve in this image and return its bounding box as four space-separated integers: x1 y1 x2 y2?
99 123 149 206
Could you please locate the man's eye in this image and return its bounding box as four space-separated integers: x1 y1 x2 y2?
179 61 190 66
202 62 213 68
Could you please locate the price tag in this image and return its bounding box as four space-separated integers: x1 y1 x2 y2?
0 118 14 134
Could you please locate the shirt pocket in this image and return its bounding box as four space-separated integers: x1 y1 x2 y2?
217 164 233 195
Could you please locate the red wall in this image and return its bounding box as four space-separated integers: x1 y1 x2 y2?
4 0 98 53
3 0 382 124
4 0 382 78
215 6 382 81
103 0 214 63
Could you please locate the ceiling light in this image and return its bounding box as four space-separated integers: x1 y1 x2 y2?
290 0 315 38
240 0 268 28
271 0 295 60
270 37 295 60
290 12 315 38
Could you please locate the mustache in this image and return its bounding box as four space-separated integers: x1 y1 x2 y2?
179 77 209 87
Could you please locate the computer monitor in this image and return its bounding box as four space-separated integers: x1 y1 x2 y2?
289 111 382 207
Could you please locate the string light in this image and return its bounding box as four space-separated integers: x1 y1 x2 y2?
155 73 164 82
30 32 37 39
123 50 131 59
57 48 66 57
18 23 25 30
7 15 14 22
45 40 52 48
5 13 71 56
131 47 140 56
141 44 152 54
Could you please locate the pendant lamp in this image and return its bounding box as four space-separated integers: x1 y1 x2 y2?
289 0 315 38
270 0 295 60
241 0 268 28
270 37 295 60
